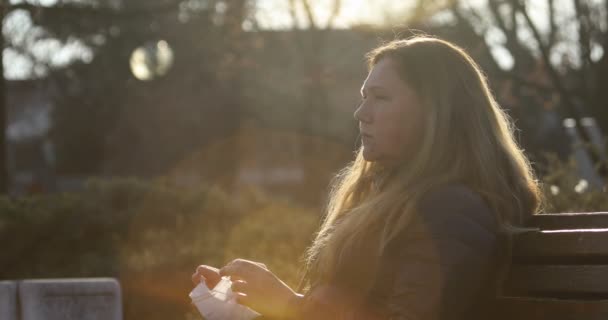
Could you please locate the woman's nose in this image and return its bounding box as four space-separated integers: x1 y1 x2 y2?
354 101 372 123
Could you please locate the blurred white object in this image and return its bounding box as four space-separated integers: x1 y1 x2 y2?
189 277 260 320
563 117 604 188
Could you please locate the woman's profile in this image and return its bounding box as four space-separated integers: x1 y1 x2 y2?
192 35 542 320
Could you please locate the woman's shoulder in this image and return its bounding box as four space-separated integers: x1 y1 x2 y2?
414 183 498 235
417 183 487 212
375 184 502 320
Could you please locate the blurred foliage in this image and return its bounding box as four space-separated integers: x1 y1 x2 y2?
4 0 363 181
4 0 256 176
541 153 608 213
0 178 318 319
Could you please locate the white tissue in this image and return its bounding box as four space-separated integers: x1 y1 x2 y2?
189 276 261 320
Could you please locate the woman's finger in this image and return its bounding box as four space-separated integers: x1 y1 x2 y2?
231 280 248 294
196 265 220 277
228 274 245 282
191 269 209 285
191 274 206 285
191 271 207 285
220 259 257 279
192 265 221 287
235 292 253 308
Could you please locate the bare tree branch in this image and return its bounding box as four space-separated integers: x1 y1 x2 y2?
547 0 557 48
324 0 342 29
460 3 485 27
573 0 594 114
2 1 181 19
300 0 318 30
573 0 593 66
488 0 535 70
451 1 562 96
450 3 503 74
287 0 300 30
515 0 606 178
514 1 572 111
488 0 512 38
0 4 7 193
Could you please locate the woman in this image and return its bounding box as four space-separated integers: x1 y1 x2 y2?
191 36 542 320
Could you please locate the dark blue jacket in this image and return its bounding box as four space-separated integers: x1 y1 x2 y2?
291 184 501 320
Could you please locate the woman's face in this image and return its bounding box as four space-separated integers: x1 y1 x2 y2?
354 57 425 166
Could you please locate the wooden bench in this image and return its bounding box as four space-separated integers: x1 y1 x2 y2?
498 212 608 320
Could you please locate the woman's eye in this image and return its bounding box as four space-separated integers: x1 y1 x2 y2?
360 94 389 101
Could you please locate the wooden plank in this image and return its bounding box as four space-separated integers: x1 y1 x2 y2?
505 265 608 297
496 297 608 320
513 230 608 263
527 212 608 230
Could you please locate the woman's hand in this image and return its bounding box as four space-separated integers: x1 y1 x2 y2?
191 264 222 289
220 258 302 319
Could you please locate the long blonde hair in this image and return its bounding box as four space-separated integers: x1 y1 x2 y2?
301 36 543 296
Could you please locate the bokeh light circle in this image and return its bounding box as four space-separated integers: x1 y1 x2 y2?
129 40 174 81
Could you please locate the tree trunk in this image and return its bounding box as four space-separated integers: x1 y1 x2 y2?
0 7 8 194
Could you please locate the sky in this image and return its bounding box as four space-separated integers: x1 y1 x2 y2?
253 0 416 29
256 0 604 70
3 0 603 79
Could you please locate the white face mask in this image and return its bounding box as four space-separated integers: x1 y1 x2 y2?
189 276 261 320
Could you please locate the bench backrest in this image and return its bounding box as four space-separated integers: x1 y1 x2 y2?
497 212 608 320
527 212 608 230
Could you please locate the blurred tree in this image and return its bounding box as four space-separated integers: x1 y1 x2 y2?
287 0 343 136
0 4 7 193
240 0 362 144
3 0 256 178
392 0 607 178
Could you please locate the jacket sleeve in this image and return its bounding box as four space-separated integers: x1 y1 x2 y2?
285 285 386 320
380 185 499 320
285 185 499 320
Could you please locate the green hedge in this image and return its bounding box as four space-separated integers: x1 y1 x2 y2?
540 155 608 212
0 178 319 320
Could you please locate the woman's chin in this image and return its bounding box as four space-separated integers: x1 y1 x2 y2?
362 149 399 168
361 148 378 162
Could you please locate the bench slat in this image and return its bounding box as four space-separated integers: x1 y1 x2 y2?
496 297 608 320
506 265 608 297
513 230 608 263
527 212 608 230
500 213 608 317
